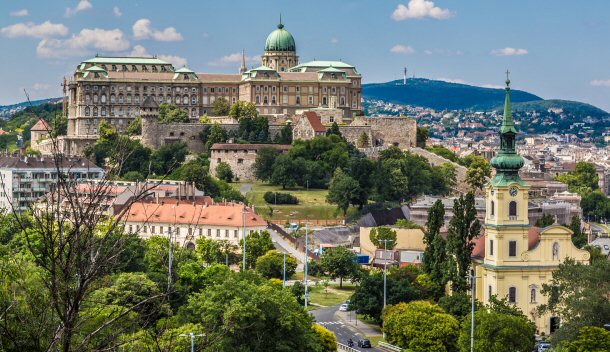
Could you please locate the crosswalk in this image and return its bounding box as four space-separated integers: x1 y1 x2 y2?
317 321 345 326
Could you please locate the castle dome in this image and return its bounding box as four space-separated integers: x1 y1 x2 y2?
264 22 296 52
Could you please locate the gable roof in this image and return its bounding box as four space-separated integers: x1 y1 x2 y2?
31 119 51 132
303 111 326 133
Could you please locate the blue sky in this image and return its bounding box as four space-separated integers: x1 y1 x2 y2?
1 0 610 111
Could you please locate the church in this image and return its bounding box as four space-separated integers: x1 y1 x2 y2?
471 75 590 335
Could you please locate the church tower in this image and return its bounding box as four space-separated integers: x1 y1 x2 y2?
261 17 299 72
483 73 530 277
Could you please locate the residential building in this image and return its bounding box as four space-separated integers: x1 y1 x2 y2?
471 78 590 335
359 227 425 267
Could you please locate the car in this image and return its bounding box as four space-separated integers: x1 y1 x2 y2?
537 341 551 352
339 304 349 311
357 339 372 348
344 299 351 305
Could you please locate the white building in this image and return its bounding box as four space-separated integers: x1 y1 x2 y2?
121 201 268 248
0 154 104 213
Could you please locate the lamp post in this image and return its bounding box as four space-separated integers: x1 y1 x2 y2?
167 226 173 292
304 222 309 309
466 269 480 352
283 250 287 287
380 238 393 340
242 206 247 271
179 332 205 352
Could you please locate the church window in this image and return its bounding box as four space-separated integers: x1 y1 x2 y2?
93 107 98 117
509 201 517 218
491 200 495 217
530 286 537 303
508 287 517 303
85 107 90 116
488 285 492 301
552 242 560 260
489 239 494 255
508 241 517 257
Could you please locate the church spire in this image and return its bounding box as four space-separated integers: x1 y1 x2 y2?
501 70 517 137
239 49 247 74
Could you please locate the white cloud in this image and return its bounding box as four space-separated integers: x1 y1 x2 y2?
65 0 92 17
390 44 415 55
130 44 149 57
481 84 503 89
437 77 466 84
132 19 183 42
591 79 610 87
9 9 29 17
209 52 261 67
392 0 454 21
1 21 69 39
37 28 130 58
32 83 50 91
113 6 122 17
490 47 528 56
159 55 188 68
330 38 339 44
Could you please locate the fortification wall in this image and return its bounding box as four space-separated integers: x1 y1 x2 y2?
337 126 373 147
364 117 417 149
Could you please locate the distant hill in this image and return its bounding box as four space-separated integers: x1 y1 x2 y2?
0 98 61 118
363 78 542 111
507 99 608 118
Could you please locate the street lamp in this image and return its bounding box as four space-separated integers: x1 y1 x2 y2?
242 206 247 271
380 238 393 340
466 269 480 352
179 332 205 352
283 250 287 288
304 222 309 309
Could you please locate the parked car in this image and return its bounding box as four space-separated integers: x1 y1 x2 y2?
339 304 349 312
357 339 372 348
537 341 551 352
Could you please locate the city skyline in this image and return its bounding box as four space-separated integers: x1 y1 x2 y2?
1 0 610 111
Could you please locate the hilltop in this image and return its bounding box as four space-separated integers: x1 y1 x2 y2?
363 78 542 111
0 97 61 118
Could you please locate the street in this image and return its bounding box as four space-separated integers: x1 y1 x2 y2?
311 305 383 352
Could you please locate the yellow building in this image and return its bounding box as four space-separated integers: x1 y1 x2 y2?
471 76 590 335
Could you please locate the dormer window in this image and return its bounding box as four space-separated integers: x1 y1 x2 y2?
111 65 117 71
152 65 157 72
122 65 128 72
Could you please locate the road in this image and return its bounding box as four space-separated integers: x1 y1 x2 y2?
238 183 253 195
269 228 306 271
311 305 382 352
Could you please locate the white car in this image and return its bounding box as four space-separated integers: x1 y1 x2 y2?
339 304 349 311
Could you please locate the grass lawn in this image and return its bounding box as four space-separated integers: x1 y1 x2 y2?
240 182 358 221
307 283 356 307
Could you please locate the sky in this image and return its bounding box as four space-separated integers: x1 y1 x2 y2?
1 0 609 111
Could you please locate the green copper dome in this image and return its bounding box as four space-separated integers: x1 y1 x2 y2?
265 22 296 52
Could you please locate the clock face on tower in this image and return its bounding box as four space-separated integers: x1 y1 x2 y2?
509 186 518 197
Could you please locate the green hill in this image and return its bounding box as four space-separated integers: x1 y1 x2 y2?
363 78 543 110
507 99 608 118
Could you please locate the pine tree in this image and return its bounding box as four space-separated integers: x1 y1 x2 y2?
446 192 481 292
423 200 446 285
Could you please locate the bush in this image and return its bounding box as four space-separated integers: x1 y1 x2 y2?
263 191 298 205
215 162 234 183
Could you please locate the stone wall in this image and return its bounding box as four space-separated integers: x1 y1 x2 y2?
337 126 372 147
210 144 290 181
361 117 417 149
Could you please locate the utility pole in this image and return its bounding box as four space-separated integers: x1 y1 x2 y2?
283 250 287 288
242 206 247 271
466 269 480 352
180 332 205 352
167 226 173 292
304 222 309 308
381 238 393 340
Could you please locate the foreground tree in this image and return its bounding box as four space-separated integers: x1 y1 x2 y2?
211 97 230 116
215 161 234 182
464 155 491 191
320 246 359 288
326 168 361 216
564 326 610 352
457 310 536 352
256 250 298 279
446 192 481 292
383 301 459 352
568 215 587 248
254 147 282 182
422 199 446 286
240 230 275 269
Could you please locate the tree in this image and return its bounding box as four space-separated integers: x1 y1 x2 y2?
565 326 610 352
196 237 237 265
312 324 338 352
326 168 361 216
428 146 459 162
200 124 228 150
183 272 321 351
270 154 305 189
416 126 429 148
568 215 587 248
326 122 341 137
457 310 536 352
383 301 459 352
211 97 230 116
150 141 188 175
215 161 234 182
437 163 457 194
423 200 447 285
465 155 491 191
438 292 480 320
276 123 293 144
538 258 610 346
158 103 189 123
395 218 423 229
229 101 258 119
126 115 142 135
256 250 298 279
535 213 555 227
446 192 481 292
240 230 275 269
357 131 369 148
320 246 358 288
254 147 281 182
369 227 397 249
556 161 599 194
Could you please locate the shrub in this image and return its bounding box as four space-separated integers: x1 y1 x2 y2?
263 191 298 205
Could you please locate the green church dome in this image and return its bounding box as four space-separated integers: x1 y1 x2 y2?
265 23 296 52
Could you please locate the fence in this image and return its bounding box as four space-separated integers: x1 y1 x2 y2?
268 219 345 226
337 342 360 352
378 342 403 352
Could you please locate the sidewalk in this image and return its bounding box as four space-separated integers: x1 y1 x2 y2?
335 310 382 337
269 228 307 271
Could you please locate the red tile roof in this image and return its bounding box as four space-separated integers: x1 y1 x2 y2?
31 119 51 131
304 111 326 133
122 202 267 228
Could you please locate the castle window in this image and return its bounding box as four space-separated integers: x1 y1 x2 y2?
101 107 106 116
183 95 189 104
232 97 236 104
322 97 327 105
552 242 560 260
296 96 301 105
264 86 268 92
283 86 288 92
211 87 215 93
263 96 268 105
237 159 243 164
159 96 164 103
508 287 517 303
93 107 98 117
131 65 137 71
166 96 171 103
340 97 345 106
508 241 517 257
309 96 314 105
272 95 276 104
85 107 90 116
110 95 115 103
332 87 337 94
169 132 174 137
101 95 106 103
118 95 124 104
85 95 91 103
255 86 259 92
272 86 276 92
110 107 115 116
509 201 517 219
152 65 157 72
296 86 300 93
489 239 494 256
135 95 140 104
180 132 185 136
93 95 98 103
330 116 334 123
192 96 197 104
331 73 336 79
127 95 132 104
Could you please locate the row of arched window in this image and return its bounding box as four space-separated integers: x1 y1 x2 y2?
490 201 518 218
489 285 538 304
